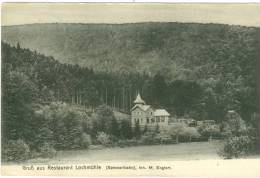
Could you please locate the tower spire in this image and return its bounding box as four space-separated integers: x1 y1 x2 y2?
134 92 145 105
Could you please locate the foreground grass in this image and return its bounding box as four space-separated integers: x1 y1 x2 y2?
26 141 223 164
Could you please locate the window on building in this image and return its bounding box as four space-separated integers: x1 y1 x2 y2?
161 117 165 122
147 118 150 123
156 117 160 122
151 118 155 123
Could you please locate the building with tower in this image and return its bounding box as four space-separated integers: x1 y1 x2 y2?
131 93 170 130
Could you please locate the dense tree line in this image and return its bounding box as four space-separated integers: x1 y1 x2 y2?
2 22 260 161
2 23 260 76
2 41 258 124
1 43 145 152
1 40 259 160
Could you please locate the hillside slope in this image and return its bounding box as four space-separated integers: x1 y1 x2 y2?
2 22 259 81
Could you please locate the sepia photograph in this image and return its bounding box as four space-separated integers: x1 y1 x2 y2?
1 2 260 176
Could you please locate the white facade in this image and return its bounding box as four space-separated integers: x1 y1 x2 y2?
131 93 170 129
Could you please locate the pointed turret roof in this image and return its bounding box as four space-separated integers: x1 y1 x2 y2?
134 92 145 105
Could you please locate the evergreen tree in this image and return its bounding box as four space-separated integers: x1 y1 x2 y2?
134 122 141 139
120 120 133 139
154 124 160 135
151 73 168 106
143 125 148 134
109 118 120 137
16 42 20 49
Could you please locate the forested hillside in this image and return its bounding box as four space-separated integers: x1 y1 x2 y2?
2 43 135 158
2 22 260 161
2 22 259 122
2 23 259 81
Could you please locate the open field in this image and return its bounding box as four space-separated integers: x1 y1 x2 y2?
26 141 223 164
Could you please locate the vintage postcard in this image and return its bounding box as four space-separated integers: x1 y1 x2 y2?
1 2 260 177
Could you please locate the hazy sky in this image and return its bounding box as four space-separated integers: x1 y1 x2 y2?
2 3 260 27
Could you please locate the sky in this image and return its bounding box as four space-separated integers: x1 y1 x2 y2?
1 3 260 27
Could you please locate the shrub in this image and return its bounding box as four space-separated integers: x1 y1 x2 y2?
96 105 117 134
219 111 256 158
48 103 84 150
182 127 201 142
133 122 141 139
198 124 220 140
223 111 247 137
154 133 173 144
167 123 187 143
140 135 154 145
140 132 160 145
39 142 56 158
219 136 255 159
119 119 133 139
96 132 110 145
2 139 30 162
117 139 139 147
80 133 92 148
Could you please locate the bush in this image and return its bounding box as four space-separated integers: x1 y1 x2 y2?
109 135 119 144
219 136 255 159
219 111 256 158
154 133 173 144
119 119 133 139
140 135 155 145
117 139 139 147
80 133 92 148
198 124 220 140
46 103 85 150
223 111 247 137
2 139 30 162
96 132 110 145
133 122 141 139
140 132 160 145
182 127 201 142
39 142 56 158
167 123 187 143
